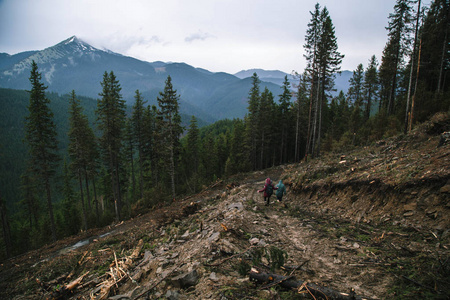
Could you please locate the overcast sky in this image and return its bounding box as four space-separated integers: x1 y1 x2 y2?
0 0 429 74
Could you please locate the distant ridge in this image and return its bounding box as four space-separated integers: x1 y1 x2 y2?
0 36 284 121
0 36 352 120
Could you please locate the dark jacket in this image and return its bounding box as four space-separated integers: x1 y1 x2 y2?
258 178 278 197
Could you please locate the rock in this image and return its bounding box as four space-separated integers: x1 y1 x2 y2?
228 202 244 211
208 232 220 243
209 272 219 282
403 211 414 217
181 230 190 239
258 239 267 246
440 185 450 194
165 290 180 300
249 238 260 245
219 239 239 254
403 203 416 211
171 269 198 289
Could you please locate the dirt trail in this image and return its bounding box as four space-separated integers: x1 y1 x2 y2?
224 178 392 299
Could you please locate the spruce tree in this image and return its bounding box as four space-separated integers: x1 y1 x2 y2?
303 3 322 158
68 90 89 230
294 73 310 162
24 60 59 242
0 195 12 258
379 0 416 115
131 90 147 199
157 76 183 200
363 55 379 121
278 76 292 164
141 105 158 187
246 73 261 170
258 87 276 169
61 159 80 236
97 71 126 221
186 116 200 176
415 0 450 120
20 169 39 231
347 64 365 107
303 4 343 157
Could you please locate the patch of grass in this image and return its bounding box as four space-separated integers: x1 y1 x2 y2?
355 233 371 242
94 259 111 275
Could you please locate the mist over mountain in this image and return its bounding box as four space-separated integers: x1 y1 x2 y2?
0 36 289 122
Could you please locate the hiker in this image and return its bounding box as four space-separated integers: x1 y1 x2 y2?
258 178 277 206
276 180 287 203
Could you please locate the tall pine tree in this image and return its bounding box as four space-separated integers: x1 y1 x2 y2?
379 0 416 115
157 76 183 200
97 71 126 221
24 61 59 242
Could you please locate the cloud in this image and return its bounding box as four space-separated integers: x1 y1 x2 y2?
184 30 215 43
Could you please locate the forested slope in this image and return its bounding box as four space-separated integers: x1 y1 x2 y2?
0 116 448 299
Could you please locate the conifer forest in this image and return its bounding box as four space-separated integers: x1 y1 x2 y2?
0 0 449 264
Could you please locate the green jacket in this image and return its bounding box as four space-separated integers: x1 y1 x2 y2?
276 180 286 197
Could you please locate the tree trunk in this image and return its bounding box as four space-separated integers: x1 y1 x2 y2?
84 167 91 211
279 126 284 165
260 131 265 170
78 170 87 231
45 176 57 242
138 148 144 199
92 175 100 222
305 74 315 158
0 195 12 258
130 140 136 203
295 97 300 162
388 35 402 116
109 149 119 222
316 77 325 158
404 0 421 134
169 144 176 200
115 162 122 220
410 38 422 131
437 6 448 93
365 87 372 122
311 79 320 157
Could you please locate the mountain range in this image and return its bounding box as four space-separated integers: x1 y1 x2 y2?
0 36 351 122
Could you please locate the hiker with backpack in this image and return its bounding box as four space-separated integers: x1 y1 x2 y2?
258 178 278 206
276 180 286 202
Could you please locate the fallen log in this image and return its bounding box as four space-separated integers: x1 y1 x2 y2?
249 269 372 300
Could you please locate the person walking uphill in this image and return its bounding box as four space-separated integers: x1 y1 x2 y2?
276 180 287 207
258 178 278 206
276 180 286 201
